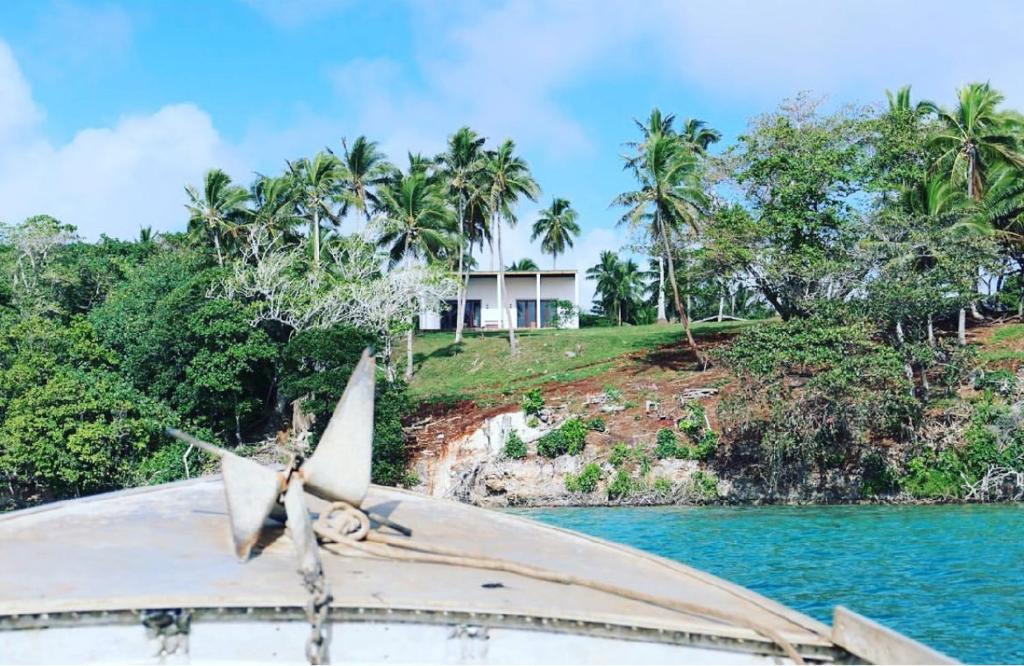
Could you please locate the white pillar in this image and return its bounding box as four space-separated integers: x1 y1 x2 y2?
495 274 502 329
574 271 580 328
536 273 541 329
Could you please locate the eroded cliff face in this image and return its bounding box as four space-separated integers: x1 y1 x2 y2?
409 409 713 507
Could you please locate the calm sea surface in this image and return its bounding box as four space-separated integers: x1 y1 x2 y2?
514 504 1024 664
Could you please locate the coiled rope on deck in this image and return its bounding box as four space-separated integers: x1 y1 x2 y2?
312 502 806 664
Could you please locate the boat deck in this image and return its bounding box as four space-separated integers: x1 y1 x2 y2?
0 477 847 660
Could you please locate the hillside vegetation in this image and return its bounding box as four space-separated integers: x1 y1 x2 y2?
409 321 750 405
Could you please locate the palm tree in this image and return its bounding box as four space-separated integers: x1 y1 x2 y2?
614 127 709 365
586 251 643 325
185 168 250 267
288 152 344 269
922 83 1024 201
506 258 539 271
482 139 540 355
679 118 722 154
250 175 302 246
921 83 1024 326
531 197 580 268
377 172 456 266
437 127 488 344
336 135 390 230
377 171 456 380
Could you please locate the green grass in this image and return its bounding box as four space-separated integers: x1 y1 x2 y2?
991 324 1024 343
408 321 753 405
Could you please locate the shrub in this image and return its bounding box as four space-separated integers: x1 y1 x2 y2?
586 416 606 432
560 417 588 455
503 430 527 459
677 403 705 438
565 462 602 493
521 388 544 416
655 428 679 458
692 430 719 461
609 442 631 468
526 415 540 428
653 477 674 496
691 470 720 500
281 326 410 486
536 430 568 458
603 386 624 404
607 469 637 500
973 369 1017 396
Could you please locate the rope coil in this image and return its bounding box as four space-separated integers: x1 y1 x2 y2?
311 502 806 664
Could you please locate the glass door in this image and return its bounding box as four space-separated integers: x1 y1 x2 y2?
516 300 537 328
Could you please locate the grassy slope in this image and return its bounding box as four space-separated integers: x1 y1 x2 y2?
408 321 752 406
978 323 1024 366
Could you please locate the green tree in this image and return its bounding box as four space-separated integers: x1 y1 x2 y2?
922 82 1024 201
89 249 278 440
288 152 344 269
483 139 540 355
0 317 175 504
185 169 250 267
337 135 391 228
615 116 709 364
586 251 644 325
724 95 870 320
506 258 539 270
531 197 580 268
250 174 303 247
437 127 489 344
377 170 456 380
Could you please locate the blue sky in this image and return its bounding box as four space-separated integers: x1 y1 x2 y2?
2 0 1023 304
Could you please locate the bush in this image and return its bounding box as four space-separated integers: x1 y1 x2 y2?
503 430 527 459
560 417 588 455
973 369 1017 396
586 416 606 432
716 317 920 492
609 442 631 468
536 417 588 457
565 462 602 493
677 402 705 438
655 428 679 458
521 388 544 416
281 326 410 486
653 477 674 496
607 469 637 500
536 430 568 458
691 470 720 500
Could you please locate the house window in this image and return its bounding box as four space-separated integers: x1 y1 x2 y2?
540 300 560 328
516 300 537 328
440 299 481 330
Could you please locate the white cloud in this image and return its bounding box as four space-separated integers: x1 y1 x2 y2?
0 40 242 239
0 43 41 141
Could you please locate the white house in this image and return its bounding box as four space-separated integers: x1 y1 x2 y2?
420 269 580 331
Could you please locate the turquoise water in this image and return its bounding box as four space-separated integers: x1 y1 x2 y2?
516 505 1024 664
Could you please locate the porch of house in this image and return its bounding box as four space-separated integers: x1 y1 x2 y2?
421 270 579 331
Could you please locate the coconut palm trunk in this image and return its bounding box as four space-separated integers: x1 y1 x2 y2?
657 212 704 366
212 232 223 267
496 216 517 354
454 241 467 343
406 327 414 381
312 208 321 268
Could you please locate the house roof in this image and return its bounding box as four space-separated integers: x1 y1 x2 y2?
465 269 577 277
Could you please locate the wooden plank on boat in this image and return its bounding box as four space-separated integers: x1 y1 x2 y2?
831 606 958 665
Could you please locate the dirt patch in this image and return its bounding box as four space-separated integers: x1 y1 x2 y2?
407 335 736 458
